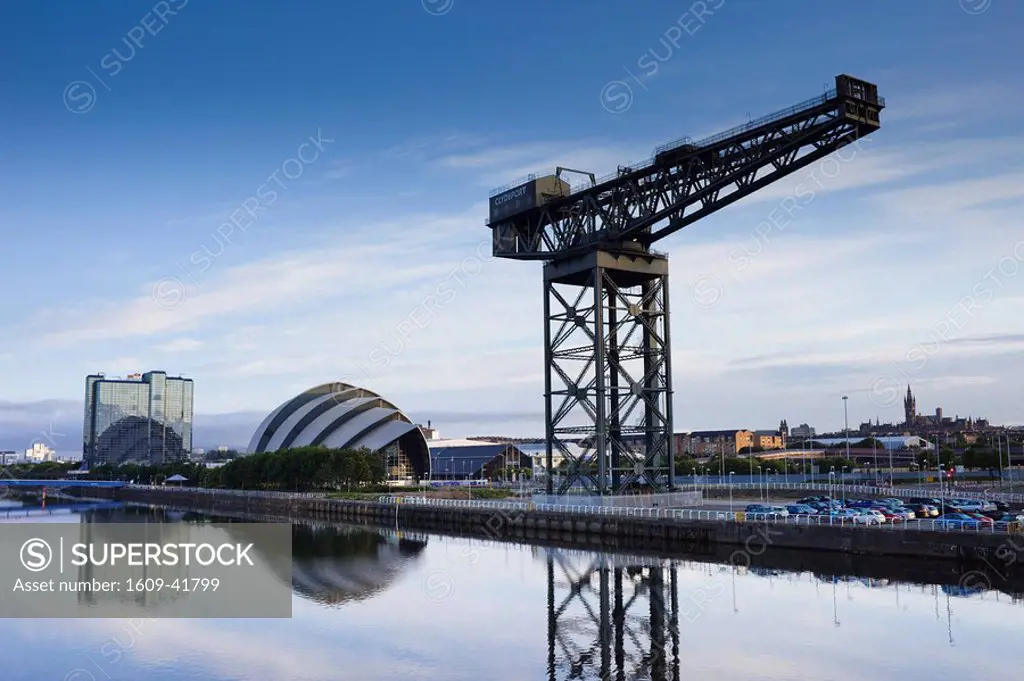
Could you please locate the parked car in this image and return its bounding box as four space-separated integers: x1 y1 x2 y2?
933 513 984 529
907 503 939 518
745 504 788 519
786 504 818 516
829 508 881 525
887 507 916 521
991 513 1024 529
950 499 985 512
859 508 888 524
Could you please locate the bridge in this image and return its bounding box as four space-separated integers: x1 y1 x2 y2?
0 479 125 489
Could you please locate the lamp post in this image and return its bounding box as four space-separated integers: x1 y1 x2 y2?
842 395 851 466
829 467 835 502
841 466 848 505
757 465 763 503
888 438 894 486
729 471 735 512
872 435 878 484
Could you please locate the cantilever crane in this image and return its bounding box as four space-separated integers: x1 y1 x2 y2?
487 75 884 495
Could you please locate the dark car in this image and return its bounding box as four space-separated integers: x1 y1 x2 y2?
907 503 939 518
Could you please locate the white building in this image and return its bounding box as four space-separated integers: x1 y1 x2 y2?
25 442 56 462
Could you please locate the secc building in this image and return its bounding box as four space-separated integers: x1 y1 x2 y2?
247 382 430 480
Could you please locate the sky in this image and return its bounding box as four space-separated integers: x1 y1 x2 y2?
1 0 1023 455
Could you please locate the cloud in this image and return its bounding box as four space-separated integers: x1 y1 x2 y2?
154 338 205 352
33 209 490 348
322 158 356 180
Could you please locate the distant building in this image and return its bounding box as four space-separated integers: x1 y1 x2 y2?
1 450 18 465
417 421 441 441
682 430 754 456
83 371 194 468
427 439 531 480
25 442 56 462
753 430 785 451
790 423 816 439
903 385 989 432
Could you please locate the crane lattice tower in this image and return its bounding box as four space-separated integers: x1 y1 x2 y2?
487 74 884 495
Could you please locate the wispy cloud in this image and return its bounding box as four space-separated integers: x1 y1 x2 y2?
155 338 205 352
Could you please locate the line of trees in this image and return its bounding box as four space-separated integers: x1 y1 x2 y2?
3 446 387 492
675 454 857 476
213 446 385 491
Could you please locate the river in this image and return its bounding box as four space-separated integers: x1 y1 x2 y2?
1 504 1022 680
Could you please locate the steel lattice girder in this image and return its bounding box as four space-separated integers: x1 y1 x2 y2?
543 250 674 494
546 552 680 681
492 89 881 259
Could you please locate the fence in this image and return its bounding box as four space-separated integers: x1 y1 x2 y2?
376 494 1022 535
696 482 1024 504
127 485 328 499
529 490 702 508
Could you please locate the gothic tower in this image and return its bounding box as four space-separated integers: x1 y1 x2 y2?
903 385 916 426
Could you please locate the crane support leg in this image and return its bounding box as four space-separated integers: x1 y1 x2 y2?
544 248 675 494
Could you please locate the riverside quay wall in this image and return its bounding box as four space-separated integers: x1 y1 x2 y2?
80 486 1024 569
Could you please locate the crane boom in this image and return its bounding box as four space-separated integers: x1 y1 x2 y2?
489 74 883 260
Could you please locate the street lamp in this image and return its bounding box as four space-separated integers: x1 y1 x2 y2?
841 466 848 505
842 395 851 465
729 471 736 512
829 467 835 502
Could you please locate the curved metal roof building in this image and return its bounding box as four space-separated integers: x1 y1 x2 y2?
247 382 430 478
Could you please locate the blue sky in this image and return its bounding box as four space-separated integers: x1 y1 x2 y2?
2 0 1023 452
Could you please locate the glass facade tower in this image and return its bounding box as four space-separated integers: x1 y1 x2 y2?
82 371 194 467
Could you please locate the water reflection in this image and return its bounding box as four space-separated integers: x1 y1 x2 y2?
2 506 1024 680
83 505 430 607
543 550 679 681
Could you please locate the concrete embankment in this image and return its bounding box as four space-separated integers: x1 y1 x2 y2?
81 487 1024 570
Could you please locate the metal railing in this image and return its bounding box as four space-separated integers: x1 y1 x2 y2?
126 485 328 499
697 481 1024 504
376 495 1021 535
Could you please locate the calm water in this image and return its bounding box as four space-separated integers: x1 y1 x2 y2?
2 505 1023 681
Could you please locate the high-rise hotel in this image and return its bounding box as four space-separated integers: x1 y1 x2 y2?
82 371 194 468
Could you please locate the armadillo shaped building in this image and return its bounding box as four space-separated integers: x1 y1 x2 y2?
247 382 430 479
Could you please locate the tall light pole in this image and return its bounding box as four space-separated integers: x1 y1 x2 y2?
888 437 894 486
872 435 878 484
842 395 851 465
729 471 735 512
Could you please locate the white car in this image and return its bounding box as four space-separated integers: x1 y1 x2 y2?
829 509 881 525
888 507 915 521
859 509 887 524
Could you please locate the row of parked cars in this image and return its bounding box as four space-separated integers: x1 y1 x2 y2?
744 495 1024 529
